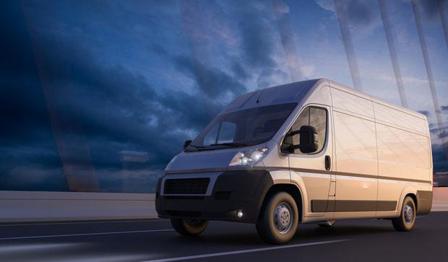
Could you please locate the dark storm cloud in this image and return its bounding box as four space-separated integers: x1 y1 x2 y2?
170 0 284 90
0 145 62 173
214 0 289 87
334 0 363 90
157 88 222 130
171 54 247 98
378 0 408 107
175 0 276 93
1 30 157 148
2 0 286 188
25 36 220 168
273 0 305 81
0 2 55 146
149 46 235 129
237 2 277 70
0 1 67 190
333 0 377 27
0 1 232 183
416 0 447 19
239 16 276 69
230 61 250 81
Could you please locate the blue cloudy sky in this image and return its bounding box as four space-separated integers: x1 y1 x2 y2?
0 0 447 192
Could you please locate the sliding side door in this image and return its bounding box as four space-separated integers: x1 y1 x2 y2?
331 88 378 218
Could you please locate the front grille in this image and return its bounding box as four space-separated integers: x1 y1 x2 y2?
164 178 210 195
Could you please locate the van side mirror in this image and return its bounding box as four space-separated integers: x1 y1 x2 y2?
183 140 192 149
298 125 318 153
281 125 318 154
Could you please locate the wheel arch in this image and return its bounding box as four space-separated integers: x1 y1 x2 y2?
406 193 418 210
259 183 304 222
398 187 418 214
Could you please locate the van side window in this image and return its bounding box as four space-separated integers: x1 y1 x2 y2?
217 122 236 144
203 124 219 145
203 121 237 145
286 107 327 154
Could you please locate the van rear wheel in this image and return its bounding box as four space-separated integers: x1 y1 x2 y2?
256 192 299 244
170 218 208 236
392 196 416 232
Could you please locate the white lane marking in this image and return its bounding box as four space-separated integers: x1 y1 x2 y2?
0 229 173 241
0 243 150 262
142 239 349 262
0 243 82 254
0 219 165 227
51 254 152 262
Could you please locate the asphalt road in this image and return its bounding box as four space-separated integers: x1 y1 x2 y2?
1 212 447 262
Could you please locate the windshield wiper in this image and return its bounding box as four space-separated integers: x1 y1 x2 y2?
185 144 206 151
186 142 249 152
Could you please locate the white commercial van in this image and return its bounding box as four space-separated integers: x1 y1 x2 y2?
156 79 433 244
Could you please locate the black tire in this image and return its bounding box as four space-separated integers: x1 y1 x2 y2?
256 192 299 244
170 218 208 236
392 196 416 232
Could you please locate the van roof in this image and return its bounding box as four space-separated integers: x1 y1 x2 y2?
324 79 427 120
222 79 320 113
223 78 426 120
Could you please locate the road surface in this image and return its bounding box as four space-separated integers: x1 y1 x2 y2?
1 212 447 262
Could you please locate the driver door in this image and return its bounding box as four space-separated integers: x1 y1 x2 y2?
285 106 335 219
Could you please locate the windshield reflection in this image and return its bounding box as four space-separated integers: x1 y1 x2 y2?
187 103 297 151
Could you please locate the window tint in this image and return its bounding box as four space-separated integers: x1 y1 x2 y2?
203 124 219 145
309 107 327 151
217 122 236 144
190 103 297 150
286 107 327 154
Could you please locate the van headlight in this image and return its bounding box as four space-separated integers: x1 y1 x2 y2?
229 148 268 166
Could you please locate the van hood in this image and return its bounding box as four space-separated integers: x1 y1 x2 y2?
165 145 269 173
165 148 240 172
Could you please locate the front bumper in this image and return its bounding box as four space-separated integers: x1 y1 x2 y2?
155 169 273 223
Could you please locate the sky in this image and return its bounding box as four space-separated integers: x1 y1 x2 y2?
0 0 447 192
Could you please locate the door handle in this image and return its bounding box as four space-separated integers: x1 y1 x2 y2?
325 155 331 171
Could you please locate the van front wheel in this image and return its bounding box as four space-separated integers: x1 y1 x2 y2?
170 218 208 236
256 192 299 244
392 196 416 232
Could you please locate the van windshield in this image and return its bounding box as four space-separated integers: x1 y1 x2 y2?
186 103 297 151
